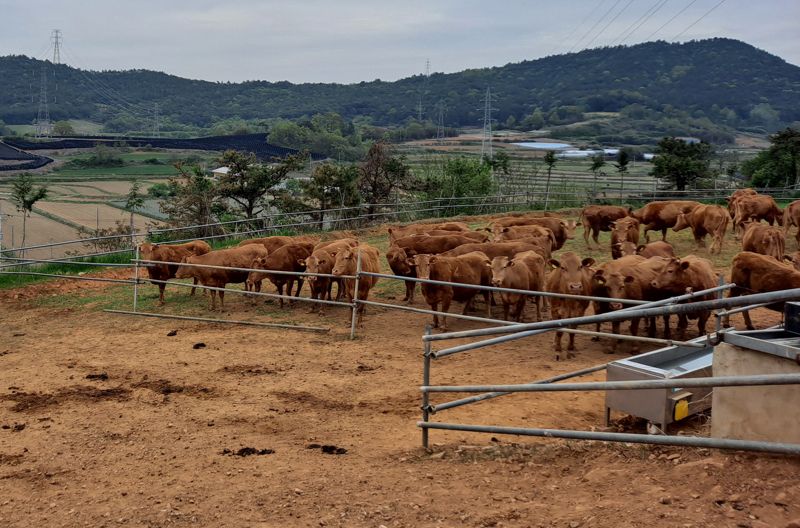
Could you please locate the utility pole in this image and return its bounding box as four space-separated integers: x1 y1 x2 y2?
435 102 446 144
480 86 497 159
51 29 62 64
0 203 5 257
416 59 430 121
35 63 51 137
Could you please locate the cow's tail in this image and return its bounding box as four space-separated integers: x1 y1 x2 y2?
783 204 795 234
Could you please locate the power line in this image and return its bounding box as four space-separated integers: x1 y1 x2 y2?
582 0 635 51
672 0 726 40
610 0 669 46
569 0 622 52
643 0 698 41
552 0 606 55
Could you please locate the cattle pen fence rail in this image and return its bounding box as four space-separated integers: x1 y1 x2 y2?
4 183 800 262
417 285 800 456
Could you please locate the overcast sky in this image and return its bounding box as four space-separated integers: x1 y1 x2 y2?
2 0 798 84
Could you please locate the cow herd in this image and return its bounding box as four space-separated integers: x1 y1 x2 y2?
136 188 800 360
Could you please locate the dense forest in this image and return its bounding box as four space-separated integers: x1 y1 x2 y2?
1 38 799 144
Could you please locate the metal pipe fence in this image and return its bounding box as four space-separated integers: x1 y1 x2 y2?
7 184 799 260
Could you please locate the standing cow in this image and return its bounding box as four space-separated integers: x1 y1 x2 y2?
138 240 212 304
649 256 718 339
332 245 381 326
489 250 545 322
579 205 631 249
610 217 640 259
672 204 730 254
741 221 786 261
545 252 595 359
631 200 701 242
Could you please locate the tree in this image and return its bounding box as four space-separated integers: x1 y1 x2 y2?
543 150 557 210
358 142 415 214
10 174 48 257
589 153 606 197
741 127 800 187
614 149 630 201
125 181 145 246
300 163 361 229
52 120 76 136
650 137 713 191
160 163 224 238
421 157 496 202
216 150 305 219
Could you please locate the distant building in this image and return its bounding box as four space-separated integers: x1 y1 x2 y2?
211 166 230 179
675 136 702 144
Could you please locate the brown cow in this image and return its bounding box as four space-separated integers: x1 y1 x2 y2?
300 248 337 314
727 188 758 216
490 250 545 322
728 251 800 329
439 241 547 260
394 233 480 255
545 252 595 359
672 204 730 254
385 245 417 303
579 205 631 249
618 240 675 259
238 235 316 254
423 229 489 242
247 243 313 307
332 245 381 326
492 224 556 245
610 217 640 259
138 240 212 304
411 251 492 331
387 222 469 242
783 199 800 247
594 256 684 353
314 238 358 253
649 255 718 338
733 195 783 237
489 217 577 250
630 200 701 242
175 245 267 310
741 221 786 260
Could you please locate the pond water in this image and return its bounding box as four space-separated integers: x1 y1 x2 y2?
513 142 572 150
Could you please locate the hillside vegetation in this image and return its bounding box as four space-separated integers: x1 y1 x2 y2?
1 39 799 143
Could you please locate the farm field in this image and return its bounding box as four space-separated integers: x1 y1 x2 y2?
34 201 154 231
0 199 81 259
2 209 800 526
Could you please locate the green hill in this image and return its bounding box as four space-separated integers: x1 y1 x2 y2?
1 38 798 143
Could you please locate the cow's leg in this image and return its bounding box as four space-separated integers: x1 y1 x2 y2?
661 228 667 241
431 302 440 328
295 278 304 297
218 289 225 311
483 291 492 318
277 283 285 308
158 283 166 305
630 317 641 355
567 325 577 356
695 233 705 248
742 308 755 330
677 314 688 339
534 296 541 322
697 311 709 337
440 297 452 331
502 302 510 321
553 330 564 359
209 290 217 310
662 315 671 339
190 278 198 297
583 226 591 248
644 225 651 243
608 320 621 353
592 228 601 249
515 297 526 322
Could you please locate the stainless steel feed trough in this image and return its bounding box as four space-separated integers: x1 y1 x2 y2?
605 337 714 432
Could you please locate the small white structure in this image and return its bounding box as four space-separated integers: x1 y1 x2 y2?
211 166 230 179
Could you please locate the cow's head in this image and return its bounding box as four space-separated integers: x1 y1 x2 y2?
672 213 690 232
549 252 593 293
410 254 436 281
490 256 512 287
386 245 413 276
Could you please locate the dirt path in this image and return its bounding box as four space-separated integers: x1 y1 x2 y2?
1 273 799 527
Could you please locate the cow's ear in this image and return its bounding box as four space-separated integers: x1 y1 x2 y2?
593 270 605 285
608 223 616 230
783 254 794 263
298 259 306 266
624 275 635 284
405 248 417 257
636 245 646 253
502 227 510 233
581 257 595 268
548 259 560 270
507 260 516 267
680 261 691 270
405 258 415 267
430 256 438 263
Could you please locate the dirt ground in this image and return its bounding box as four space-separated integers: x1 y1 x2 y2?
1 266 799 528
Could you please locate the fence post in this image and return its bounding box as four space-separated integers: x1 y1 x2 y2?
349 248 362 339
422 324 432 449
133 244 140 313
